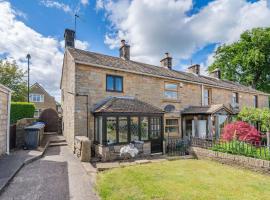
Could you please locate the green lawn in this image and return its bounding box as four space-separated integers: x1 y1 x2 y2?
96 160 270 200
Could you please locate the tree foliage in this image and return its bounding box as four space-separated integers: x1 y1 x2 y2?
238 107 270 132
208 27 270 93
222 121 261 143
0 60 27 101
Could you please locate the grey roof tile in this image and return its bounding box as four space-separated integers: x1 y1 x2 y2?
67 48 268 95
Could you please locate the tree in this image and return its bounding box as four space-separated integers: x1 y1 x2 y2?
208 27 270 94
222 121 261 143
0 60 27 101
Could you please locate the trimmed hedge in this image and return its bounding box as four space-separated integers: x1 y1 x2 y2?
10 102 35 124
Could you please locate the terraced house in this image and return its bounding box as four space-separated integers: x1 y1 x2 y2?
61 29 269 160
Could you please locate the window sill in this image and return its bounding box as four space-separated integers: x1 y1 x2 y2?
162 99 181 103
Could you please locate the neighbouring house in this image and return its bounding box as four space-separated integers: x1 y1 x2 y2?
0 84 12 156
61 29 270 160
30 83 61 118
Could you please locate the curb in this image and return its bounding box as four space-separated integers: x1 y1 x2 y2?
0 140 50 195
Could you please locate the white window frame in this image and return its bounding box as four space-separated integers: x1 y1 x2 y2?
165 118 179 136
30 94 44 102
34 109 41 118
164 82 178 100
203 88 211 106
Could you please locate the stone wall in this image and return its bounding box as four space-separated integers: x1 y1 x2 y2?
191 147 270 172
0 90 8 155
61 51 76 148
94 142 151 162
74 64 269 142
15 118 36 148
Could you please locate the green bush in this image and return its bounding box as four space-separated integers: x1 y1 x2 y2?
10 102 35 124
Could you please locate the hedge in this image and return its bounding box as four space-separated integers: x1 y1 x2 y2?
10 102 35 124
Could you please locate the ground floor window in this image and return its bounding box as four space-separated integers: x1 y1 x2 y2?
34 109 42 118
94 115 163 145
165 118 179 137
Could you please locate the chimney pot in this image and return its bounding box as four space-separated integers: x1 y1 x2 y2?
119 39 130 60
210 68 221 79
187 64 200 75
160 52 172 70
64 29 75 48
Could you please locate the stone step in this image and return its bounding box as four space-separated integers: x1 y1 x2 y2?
49 142 68 147
50 139 66 143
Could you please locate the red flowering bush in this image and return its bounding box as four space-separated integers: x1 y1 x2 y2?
222 121 261 143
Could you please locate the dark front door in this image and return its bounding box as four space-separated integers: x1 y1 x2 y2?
149 117 163 153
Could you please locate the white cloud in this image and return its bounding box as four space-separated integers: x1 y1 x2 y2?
60 40 89 50
81 0 89 6
0 1 89 101
99 0 270 68
96 0 104 10
40 0 73 15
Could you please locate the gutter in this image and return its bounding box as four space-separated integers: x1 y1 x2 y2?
6 90 11 155
74 60 269 96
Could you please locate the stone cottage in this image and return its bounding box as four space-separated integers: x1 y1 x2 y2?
0 84 12 156
60 29 269 160
30 83 61 118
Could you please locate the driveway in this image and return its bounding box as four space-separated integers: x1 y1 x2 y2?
0 145 99 200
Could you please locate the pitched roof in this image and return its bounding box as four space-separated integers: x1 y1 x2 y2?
67 48 268 96
92 96 164 114
181 104 233 115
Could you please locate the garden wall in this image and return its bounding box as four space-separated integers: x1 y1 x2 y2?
190 147 270 173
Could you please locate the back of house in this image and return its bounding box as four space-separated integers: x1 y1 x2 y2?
60 29 269 161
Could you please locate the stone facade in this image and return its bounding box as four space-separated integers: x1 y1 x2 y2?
30 83 59 117
0 85 11 156
61 51 269 156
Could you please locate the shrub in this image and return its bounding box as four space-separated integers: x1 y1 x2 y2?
221 121 261 143
10 102 35 124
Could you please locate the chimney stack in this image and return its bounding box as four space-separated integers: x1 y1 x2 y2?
210 68 221 79
119 39 130 60
64 29 75 48
187 64 200 75
160 52 172 70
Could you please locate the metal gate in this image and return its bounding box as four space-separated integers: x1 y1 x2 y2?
9 124 16 149
166 138 191 156
39 108 59 132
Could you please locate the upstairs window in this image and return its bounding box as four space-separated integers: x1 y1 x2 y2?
254 95 258 108
203 88 211 106
164 83 178 100
106 75 123 92
30 94 44 102
232 92 239 105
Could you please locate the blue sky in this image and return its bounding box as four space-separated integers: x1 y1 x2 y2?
1 0 270 101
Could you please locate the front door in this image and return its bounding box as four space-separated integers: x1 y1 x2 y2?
149 117 163 153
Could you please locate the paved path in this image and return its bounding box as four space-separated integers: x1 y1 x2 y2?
0 149 42 192
0 146 99 200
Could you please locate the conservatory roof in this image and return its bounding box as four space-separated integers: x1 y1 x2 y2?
92 96 164 114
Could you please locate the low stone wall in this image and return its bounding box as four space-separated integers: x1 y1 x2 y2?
74 136 91 162
15 118 36 148
190 147 270 172
94 142 151 162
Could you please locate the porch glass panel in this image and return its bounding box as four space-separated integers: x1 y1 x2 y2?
107 117 117 144
140 117 149 140
130 117 139 141
119 117 128 143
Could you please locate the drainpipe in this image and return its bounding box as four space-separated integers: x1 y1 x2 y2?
201 84 204 106
6 91 11 155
